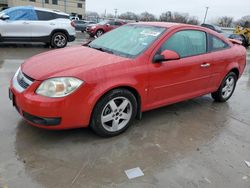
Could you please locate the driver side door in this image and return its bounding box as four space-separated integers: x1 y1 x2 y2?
147 29 212 109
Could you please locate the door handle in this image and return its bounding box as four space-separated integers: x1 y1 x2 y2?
23 22 29 24
50 23 55 26
200 63 210 68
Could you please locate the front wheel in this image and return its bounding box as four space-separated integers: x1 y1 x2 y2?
51 32 67 48
95 29 104 37
90 89 137 137
211 72 237 102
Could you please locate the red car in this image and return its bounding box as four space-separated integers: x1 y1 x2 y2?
86 20 126 37
9 22 246 137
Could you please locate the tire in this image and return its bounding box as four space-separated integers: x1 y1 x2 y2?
51 32 67 48
90 89 137 137
95 29 104 37
211 72 237 102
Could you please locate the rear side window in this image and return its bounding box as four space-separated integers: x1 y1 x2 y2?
209 34 229 52
54 14 69 19
160 30 207 58
36 10 55 20
108 21 116 26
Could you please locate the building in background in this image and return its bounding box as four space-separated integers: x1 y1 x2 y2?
0 0 86 19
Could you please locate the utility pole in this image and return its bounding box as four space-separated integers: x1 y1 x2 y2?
104 9 107 18
114 8 118 18
64 0 66 13
203 6 209 24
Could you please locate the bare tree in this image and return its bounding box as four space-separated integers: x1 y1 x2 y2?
187 16 199 25
119 12 139 21
106 13 115 19
235 15 250 27
139 12 157 21
160 11 199 25
159 11 172 22
217 16 234 27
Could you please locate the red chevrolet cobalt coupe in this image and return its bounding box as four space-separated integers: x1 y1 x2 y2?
9 22 246 137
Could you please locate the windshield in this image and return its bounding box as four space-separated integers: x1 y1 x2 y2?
0 10 5 16
89 24 166 58
98 20 109 25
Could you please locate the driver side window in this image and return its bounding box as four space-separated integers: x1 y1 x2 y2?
160 30 207 58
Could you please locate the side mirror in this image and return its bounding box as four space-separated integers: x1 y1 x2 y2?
153 50 180 63
0 14 10 20
106 23 110 27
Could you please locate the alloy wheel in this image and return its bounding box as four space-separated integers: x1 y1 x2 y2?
101 97 132 132
54 34 66 47
221 75 235 99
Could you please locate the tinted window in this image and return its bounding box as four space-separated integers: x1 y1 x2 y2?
36 10 55 20
209 34 229 51
108 21 116 26
160 30 207 58
54 14 69 19
52 0 58 5
76 20 87 24
115 22 123 26
77 3 82 8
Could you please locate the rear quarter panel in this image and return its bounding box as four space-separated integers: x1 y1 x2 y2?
214 44 246 89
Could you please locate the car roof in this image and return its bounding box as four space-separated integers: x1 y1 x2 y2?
130 22 203 29
34 7 69 16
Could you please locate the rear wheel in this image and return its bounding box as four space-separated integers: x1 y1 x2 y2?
51 32 67 48
211 72 237 102
90 89 137 137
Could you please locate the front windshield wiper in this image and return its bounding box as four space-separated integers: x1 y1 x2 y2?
88 45 113 54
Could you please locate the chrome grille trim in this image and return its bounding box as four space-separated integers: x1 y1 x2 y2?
13 68 34 92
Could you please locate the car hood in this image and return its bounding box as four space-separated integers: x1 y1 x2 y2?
22 46 129 80
87 24 97 27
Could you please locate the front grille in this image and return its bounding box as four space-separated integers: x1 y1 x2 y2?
17 70 34 89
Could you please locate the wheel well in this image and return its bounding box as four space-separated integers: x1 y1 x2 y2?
50 29 69 40
96 29 104 33
92 86 142 122
230 68 239 79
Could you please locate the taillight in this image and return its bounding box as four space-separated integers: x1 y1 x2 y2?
71 21 76 28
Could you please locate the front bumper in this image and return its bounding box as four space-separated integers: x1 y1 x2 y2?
68 35 76 42
9 71 91 130
86 28 95 37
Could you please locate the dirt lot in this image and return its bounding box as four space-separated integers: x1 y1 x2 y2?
0 33 250 188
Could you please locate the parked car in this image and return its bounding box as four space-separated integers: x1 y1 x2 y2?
72 20 96 32
0 6 76 48
86 20 126 37
9 22 246 137
201 23 223 33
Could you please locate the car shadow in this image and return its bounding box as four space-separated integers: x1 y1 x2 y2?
0 43 50 48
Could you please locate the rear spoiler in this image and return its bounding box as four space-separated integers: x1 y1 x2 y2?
228 39 242 45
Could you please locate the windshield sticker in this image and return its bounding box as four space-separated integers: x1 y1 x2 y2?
140 30 161 37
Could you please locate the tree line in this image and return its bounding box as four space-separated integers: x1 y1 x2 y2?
86 11 250 28
86 11 200 25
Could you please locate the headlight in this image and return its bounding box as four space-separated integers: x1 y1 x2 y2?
91 26 97 29
36 77 83 98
